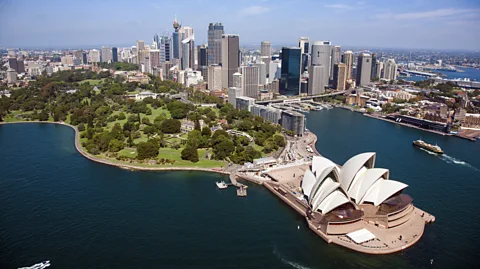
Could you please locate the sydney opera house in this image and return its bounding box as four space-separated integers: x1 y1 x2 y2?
264 152 435 254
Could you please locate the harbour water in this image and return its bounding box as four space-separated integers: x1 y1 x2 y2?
1 109 479 268
401 66 480 82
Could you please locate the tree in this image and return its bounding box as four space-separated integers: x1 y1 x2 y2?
194 120 201 131
273 135 285 148
118 112 126 120
181 146 199 162
78 123 86 132
109 139 125 152
160 119 181 134
38 110 49 121
213 137 235 160
137 140 160 160
201 127 211 137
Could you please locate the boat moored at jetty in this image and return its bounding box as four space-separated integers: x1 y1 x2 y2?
216 181 228 189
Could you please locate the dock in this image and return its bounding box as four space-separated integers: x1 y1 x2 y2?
228 173 248 197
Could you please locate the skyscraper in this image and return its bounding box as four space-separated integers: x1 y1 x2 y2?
136 40 145 67
208 64 222 91
8 58 18 72
308 65 326 95
310 41 331 86
280 47 301 96
261 41 272 78
240 65 260 99
112 47 118 62
89 49 100 63
333 63 347 91
172 18 181 60
221 34 240 88
255 61 267 86
228 87 243 107
330 46 341 80
356 53 372 86
261 41 271 58
298 37 309 54
149 49 160 71
371 53 377 80
383 58 398 81
341 51 354 80
299 37 310 73
207 23 224 65
198 44 208 68
153 34 160 49
181 36 194 70
159 35 171 63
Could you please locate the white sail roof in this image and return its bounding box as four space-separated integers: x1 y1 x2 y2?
312 156 337 177
361 180 408 206
301 169 317 198
348 168 389 202
339 152 376 190
311 178 341 210
317 190 351 214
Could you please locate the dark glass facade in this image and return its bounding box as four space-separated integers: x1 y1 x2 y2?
172 32 179 59
112 47 118 62
280 47 301 96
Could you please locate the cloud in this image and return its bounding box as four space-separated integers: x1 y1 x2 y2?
239 5 271 16
378 8 480 20
324 4 354 10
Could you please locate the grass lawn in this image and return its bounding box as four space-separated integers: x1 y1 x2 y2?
116 146 225 168
81 79 104 86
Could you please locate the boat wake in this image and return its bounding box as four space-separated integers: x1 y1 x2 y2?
419 148 478 170
273 247 312 269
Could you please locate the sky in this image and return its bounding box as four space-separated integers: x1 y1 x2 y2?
0 0 479 50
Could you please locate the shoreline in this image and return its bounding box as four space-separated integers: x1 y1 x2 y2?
0 121 230 175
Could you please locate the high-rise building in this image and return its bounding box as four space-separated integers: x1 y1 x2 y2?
299 37 309 54
8 58 18 72
181 36 194 70
299 37 310 73
341 51 354 80
235 96 256 111
208 64 222 91
310 41 331 85
281 110 305 136
112 47 118 62
255 62 267 86
269 60 281 81
261 41 271 57
371 53 377 80
82 52 88 64
7 68 17 84
136 40 145 67
221 34 240 88
333 63 347 91
228 87 243 107
101 47 112 63
172 18 181 60
240 65 260 99
207 23 224 66
233 72 243 89
261 41 272 78
308 65 326 95
198 45 208 67
383 58 398 81
89 49 100 63
280 47 301 96
330 46 341 80
149 49 160 70
74 50 83 60
356 53 372 86
375 61 384 79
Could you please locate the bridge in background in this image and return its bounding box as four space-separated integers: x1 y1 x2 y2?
256 91 346 105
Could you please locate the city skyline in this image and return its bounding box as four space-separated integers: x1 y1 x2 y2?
0 0 479 51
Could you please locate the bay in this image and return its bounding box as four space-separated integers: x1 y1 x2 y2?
1 108 479 268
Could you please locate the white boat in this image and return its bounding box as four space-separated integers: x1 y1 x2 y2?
18 260 50 269
216 181 228 189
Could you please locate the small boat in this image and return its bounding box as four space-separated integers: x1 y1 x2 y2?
216 181 228 189
18 260 50 269
413 139 444 154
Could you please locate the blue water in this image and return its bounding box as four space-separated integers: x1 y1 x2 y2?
402 67 480 82
1 111 479 268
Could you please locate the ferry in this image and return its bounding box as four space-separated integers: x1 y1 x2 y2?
18 260 50 269
413 139 444 154
216 181 228 189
